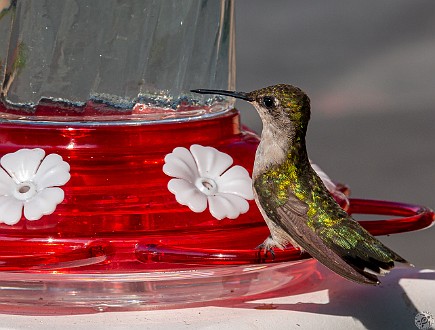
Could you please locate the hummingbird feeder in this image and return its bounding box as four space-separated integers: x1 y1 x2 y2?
0 0 432 313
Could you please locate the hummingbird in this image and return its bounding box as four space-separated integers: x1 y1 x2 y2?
192 84 409 285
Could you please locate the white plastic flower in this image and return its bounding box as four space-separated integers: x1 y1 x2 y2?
163 144 254 220
0 148 71 225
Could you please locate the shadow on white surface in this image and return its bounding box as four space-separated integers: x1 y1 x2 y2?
224 264 435 329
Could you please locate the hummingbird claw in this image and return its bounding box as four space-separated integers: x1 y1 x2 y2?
265 247 276 260
256 236 277 262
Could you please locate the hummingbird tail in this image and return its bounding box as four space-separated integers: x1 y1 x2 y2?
322 223 410 285
275 201 409 285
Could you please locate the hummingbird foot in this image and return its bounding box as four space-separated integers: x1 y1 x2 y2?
256 235 284 261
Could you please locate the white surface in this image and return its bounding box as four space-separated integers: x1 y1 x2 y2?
0 265 433 330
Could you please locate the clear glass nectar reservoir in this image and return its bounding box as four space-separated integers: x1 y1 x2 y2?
0 0 235 121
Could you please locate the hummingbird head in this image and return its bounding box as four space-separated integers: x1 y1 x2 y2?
192 84 311 136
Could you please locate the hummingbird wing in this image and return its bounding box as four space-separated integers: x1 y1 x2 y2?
255 173 407 285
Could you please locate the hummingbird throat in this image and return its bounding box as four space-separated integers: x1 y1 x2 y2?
255 119 308 173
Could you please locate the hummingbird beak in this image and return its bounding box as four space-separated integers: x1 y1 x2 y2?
191 89 253 102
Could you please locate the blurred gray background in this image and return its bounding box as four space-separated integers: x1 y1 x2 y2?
235 0 435 268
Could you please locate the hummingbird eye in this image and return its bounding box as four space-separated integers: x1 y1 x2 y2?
261 96 276 109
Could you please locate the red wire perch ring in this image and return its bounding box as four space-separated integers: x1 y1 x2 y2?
136 198 435 266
